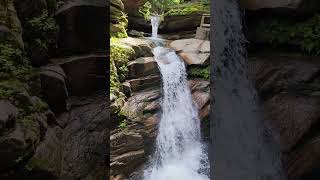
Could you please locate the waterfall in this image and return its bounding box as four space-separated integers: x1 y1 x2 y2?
151 16 161 37
143 47 209 180
210 1 285 180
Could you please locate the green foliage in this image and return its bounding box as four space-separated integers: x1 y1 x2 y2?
110 39 134 105
165 1 210 16
118 119 128 131
0 43 31 80
110 11 128 38
189 66 210 80
24 10 59 58
139 0 181 17
256 15 320 55
139 1 152 21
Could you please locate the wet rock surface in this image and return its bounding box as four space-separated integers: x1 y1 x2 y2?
248 51 320 180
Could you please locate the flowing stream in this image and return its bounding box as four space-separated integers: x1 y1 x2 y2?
143 16 209 180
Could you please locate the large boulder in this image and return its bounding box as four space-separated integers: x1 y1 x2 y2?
160 13 203 33
119 37 155 58
49 53 107 96
26 126 63 178
127 57 159 79
55 0 108 54
239 0 320 13
169 38 210 66
0 100 18 134
40 64 69 113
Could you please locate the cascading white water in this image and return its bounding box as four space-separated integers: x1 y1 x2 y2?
151 16 161 37
143 47 209 180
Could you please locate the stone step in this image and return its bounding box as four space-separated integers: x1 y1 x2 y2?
126 75 161 92
49 53 107 96
127 57 159 79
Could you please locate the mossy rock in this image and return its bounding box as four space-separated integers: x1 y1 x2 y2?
165 2 210 16
25 127 63 177
248 14 320 55
0 0 24 49
110 0 124 12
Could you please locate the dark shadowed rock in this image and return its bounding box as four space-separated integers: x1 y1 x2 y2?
40 64 69 113
128 13 202 33
55 0 108 54
284 135 320 180
14 0 56 19
27 126 63 177
249 52 320 99
159 13 203 33
0 126 26 170
262 94 320 152
239 0 320 14
122 0 147 16
59 92 108 180
50 54 107 96
0 100 18 134
248 52 320 179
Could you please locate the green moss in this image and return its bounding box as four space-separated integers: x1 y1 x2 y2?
110 39 135 111
189 66 210 80
26 156 52 171
254 14 320 55
110 10 128 38
0 43 31 80
18 114 40 145
165 2 210 16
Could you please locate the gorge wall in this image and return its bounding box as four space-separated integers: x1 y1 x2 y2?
242 1 320 180
0 0 108 179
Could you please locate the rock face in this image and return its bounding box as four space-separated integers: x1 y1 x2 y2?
40 65 69 113
49 54 107 96
0 100 17 133
122 0 147 16
239 0 320 13
169 38 210 65
248 52 320 180
55 0 108 54
58 92 108 180
160 13 203 33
